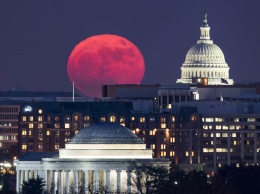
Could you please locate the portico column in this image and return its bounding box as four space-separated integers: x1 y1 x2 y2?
105 170 110 192
25 170 29 181
74 171 79 194
44 170 48 193
57 170 61 194
65 171 69 194
116 170 121 193
127 170 131 194
95 170 99 192
51 170 55 194
84 171 89 194
16 170 20 193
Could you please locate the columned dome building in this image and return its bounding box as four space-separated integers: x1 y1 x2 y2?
15 122 170 194
176 12 234 85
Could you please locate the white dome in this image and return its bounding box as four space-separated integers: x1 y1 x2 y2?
184 43 226 64
176 12 234 85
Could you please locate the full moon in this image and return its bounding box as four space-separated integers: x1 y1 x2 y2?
67 34 145 97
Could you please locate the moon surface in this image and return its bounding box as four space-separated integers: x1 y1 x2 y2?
67 34 145 97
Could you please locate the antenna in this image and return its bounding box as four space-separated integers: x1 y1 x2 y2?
73 82 75 102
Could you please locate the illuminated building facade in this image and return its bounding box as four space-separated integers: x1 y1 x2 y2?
0 103 20 156
15 122 170 194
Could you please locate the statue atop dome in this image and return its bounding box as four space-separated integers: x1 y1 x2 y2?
202 10 209 27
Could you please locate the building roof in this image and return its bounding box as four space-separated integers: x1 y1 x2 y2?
18 152 59 161
68 122 144 144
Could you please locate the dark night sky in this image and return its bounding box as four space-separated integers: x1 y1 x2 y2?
1 1 260 94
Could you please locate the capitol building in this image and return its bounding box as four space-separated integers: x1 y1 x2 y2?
176 12 234 85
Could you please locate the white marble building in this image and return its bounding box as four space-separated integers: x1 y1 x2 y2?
176 12 234 85
15 122 170 194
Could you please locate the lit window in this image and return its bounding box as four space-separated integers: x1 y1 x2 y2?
65 116 70 122
150 144 155 149
149 130 156 135
38 123 43 129
131 117 135 121
84 115 90 121
38 109 42 114
100 117 106 122
233 141 237 145
170 137 175 143
65 131 70 135
170 151 175 156
29 116 33 121
192 152 194 156
55 116 60 121
216 148 228 152
205 118 213 122
75 130 79 134
120 117 125 122
22 130 27 135
216 125 221 130
247 118 255 122
38 116 43 121
55 145 59 150
65 123 70 128
161 117 166 122
203 125 208 130
140 117 145 122
110 116 116 122
28 130 32 136
46 131 50 136
222 125 228 130
186 151 189 156
38 144 43 150
74 115 79 121
215 118 223 122
29 123 34 129
203 148 214 152
171 116 175 122
160 151 166 157
22 145 27 150
191 115 197 122
120 123 125 126
55 123 60 128
222 133 228 137
22 116 27 121
161 123 166 128
161 144 166 149
232 133 236 137
230 125 235 130
216 133 221 137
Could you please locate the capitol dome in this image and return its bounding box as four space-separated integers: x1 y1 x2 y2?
68 122 144 144
176 12 234 85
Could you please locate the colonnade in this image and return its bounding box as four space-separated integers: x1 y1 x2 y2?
16 169 133 194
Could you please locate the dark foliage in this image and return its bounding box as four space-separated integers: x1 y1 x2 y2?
20 175 45 194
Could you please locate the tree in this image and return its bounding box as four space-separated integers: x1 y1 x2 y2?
0 173 16 194
20 175 45 194
130 163 170 194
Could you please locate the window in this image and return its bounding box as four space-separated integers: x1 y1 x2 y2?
150 117 155 122
131 116 135 121
186 151 189 156
170 137 175 143
222 133 228 137
38 116 43 121
22 116 26 121
65 123 70 128
216 125 221 130
140 117 145 122
160 117 166 122
215 118 223 122
222 125 228 130
38 144 43 150
55 116 60 121
65 116 70 122
171 116 175 122
65 131 70 135
232 133 236 137
46 131 50 136
55 145 59 150
84 115 90 121
110 116 116 122
100 117 106 122
22 130 27 135
22 145 27 150
216 133 221 137
74 115 79 121
28 130 32 136
161 144 166 149
203 148 214 152
203 125 208 130
38 109 42 114
120 117 125 123
150 144 155 149
38 123 43 129
161 123 166 128
170 151 175 156
55 123 60 128
29 123 34 129
29 116 33 121
205 118 213 122
160 151 166 157
149 130 156 135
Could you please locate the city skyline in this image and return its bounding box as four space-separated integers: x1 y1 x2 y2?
1 1 260 96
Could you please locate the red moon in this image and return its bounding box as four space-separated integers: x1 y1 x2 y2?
67 34 145 97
